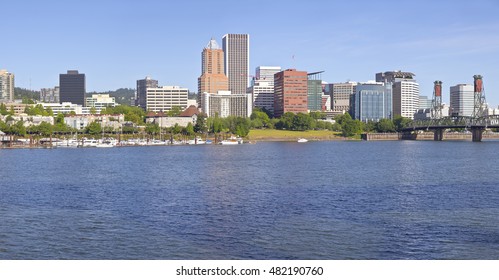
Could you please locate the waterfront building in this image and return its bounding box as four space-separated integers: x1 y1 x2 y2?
201 91 252 118
64 114 125 130
376 71 419 119
222 34 249 95
308 71 324 111
330 81 357 113
352 82 393 122
145 105 200 128
146 86 189 113
248 66 281 114
0 70 15 102
136 77 158 111
59 70 86 106
198 38 229 95
40 87 60 103
273 69 308 118
450 84 474 117
85 94 117 110
0 113 54 127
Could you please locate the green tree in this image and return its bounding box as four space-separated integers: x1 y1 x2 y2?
292 113 315 131
11 121 27 136
145 122 160 136
85 121 102 135
37 122 53 137
341 119 363 137
393 115 411 131
55 113 65 125
194 113 207 133
250 109 271 128
334 112 352 126
309 111 325 120
233 117 251 137
183 122 195 136
275 112 295 130
0 103 8 115
171 123 182 135
90 107 97 114
376 119 396 132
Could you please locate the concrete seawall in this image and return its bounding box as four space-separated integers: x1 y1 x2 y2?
362 132 499 141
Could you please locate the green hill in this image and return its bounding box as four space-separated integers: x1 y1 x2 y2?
86 88 136 105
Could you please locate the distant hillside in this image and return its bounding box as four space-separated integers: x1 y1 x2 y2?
14 87 40 101
86 88 136 105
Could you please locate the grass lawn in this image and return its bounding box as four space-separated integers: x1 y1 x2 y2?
247 129 344 141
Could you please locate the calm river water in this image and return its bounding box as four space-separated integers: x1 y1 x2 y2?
1 141 499 259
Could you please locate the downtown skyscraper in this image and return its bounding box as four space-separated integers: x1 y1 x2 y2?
198 38 228 94
59 70 86 106
222 34 249 95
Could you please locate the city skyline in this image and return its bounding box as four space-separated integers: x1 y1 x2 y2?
2 0 499 106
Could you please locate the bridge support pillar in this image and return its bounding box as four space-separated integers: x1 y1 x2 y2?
400 131 417 140
472 128 483 142
433 129 444 141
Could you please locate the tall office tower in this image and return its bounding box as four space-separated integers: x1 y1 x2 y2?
376 71 419 119
273 69 308 118
352 82 393 122
0 69 15 101
60 70 86 106
330 81 357 112
450 84 474 117
307 71 324 111
198 38 229 94
137 76 158 111
222 34 249 95
248 66 281 114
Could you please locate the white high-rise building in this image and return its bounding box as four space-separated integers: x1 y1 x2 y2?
450 84 474 117
0 70 15 101
377 71 419 119
201 91 252 118
146 86 189 113
248 66 281 114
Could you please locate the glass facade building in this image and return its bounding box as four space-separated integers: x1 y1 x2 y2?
353 82 393 122
307 72 323 111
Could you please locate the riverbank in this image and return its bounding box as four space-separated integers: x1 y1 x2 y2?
247 129 353 142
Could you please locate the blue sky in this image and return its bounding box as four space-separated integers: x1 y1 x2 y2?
3 0 499 106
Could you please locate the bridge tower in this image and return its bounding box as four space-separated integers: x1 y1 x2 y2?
431 80 443 119
472 75 486 121
471 75 486 141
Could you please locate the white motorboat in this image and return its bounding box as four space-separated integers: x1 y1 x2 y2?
219 136 243 145
187 137 206 145
297 138 308 143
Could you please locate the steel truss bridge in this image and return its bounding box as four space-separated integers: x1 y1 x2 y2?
401 115 499 142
